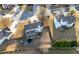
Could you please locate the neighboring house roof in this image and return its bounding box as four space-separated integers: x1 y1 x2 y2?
0 30 12 38
4 31 12 37
2 4 15 9
61 15 68 22
20 11 34 20
66 15 76 24
0 31 4 39
20 4 40 20
74 4 79 11
0 30 12 45
54 15 75 29
56 14 76 24
19 5 34 20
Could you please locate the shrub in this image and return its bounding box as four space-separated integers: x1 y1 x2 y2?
52 40 76 48
71 41 77 47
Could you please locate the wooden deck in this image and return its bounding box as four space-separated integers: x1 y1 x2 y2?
74 12 79 46
48 13 54 40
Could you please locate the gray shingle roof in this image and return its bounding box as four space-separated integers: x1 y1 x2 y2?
0 31 4 39
24 22 43 39
66 15 76 24
24 22 43 30
0 30 12 39
20 11 34 20
61 15 67 22
56 15 76 24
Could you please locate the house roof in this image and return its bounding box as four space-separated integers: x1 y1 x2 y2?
24 22 43 31
24 22 43 39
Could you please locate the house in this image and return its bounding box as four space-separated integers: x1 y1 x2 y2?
24 22 43 39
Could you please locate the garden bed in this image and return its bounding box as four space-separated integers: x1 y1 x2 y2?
50 40 77 49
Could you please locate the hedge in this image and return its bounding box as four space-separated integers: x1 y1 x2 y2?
52 40 77 48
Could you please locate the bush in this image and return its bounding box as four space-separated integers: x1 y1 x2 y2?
52 40 76 48
0 5 3 11
71 41 77 47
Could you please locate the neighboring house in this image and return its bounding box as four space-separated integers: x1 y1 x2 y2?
24 22 43 39
0 5 27 45
74 4 79 11
54 14 76 29
0 30 6 45
20 4 40 20
20 5 34 20
2 4 15 9
0 29 12 45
